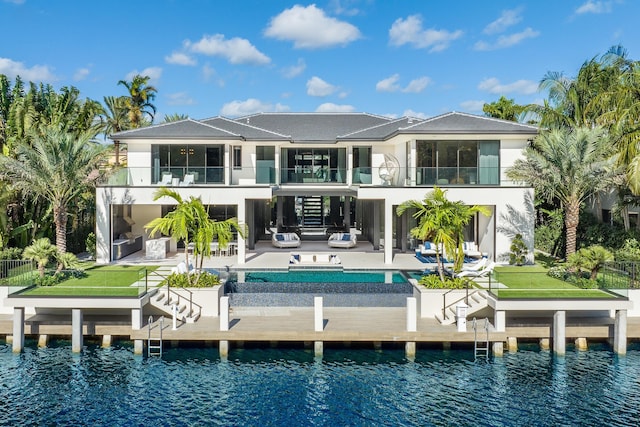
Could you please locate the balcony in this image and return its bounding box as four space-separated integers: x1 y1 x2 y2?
102 166 518 187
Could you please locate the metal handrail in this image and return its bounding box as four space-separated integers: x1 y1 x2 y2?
147 269 203 319
442 278 480 319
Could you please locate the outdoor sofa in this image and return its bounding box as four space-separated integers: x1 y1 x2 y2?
272 232 301 248
327 233 357 249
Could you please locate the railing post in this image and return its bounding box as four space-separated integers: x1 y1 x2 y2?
465 280 469 306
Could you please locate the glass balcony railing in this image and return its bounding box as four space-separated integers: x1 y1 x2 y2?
280 167 347 184
102 166 519 187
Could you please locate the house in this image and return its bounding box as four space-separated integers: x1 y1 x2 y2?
95 112 538 264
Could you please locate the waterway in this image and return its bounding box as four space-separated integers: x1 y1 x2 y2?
1 341 639 426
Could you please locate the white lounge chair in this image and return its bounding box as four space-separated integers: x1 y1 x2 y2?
328 233 357 249
272 232 301 248
463 241 483 259
157 172 173 186
457 261 496 279
179 173 195 186
460 257 487 272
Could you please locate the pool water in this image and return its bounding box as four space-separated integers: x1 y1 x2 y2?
2 341 640 426
237 270 408 283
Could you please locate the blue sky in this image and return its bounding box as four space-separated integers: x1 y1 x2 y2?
1 0 638 120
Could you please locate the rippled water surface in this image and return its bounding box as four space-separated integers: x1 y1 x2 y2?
1 341 639 426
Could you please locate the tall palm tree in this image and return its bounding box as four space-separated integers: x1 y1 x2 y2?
0 128 111 253
145 188 245 278
162 113 189 123
507 127 621 257
118 75 157 128
100 96 131 165
396 187 488 280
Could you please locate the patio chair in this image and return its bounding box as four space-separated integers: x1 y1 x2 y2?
157 172 173 186
460 257 487 272
179 173 195 186
456 261 495 279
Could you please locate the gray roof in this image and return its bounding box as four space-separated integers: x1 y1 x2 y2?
338 117 421 140
110 119 242 140
234 113 392 142
400 112 539 135
201 116 289 140
110 112 539 142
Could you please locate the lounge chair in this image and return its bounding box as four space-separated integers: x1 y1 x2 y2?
456 261 495 279
179 173 195 186
460 257 487 272
157 172 173 186
328 233 357 249
462 241 483 259
272 232 301 248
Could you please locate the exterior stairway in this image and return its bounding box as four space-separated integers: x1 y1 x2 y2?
147 267 201 323
435 289 489 325
301 196 323 227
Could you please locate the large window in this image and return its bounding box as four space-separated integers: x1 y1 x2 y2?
281 148 346 183
152 144 224 184
256 146 275 184
416 140 499 185
352 146 372 184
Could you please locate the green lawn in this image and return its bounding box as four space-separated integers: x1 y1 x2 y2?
19 265 160 297
489 265 619 299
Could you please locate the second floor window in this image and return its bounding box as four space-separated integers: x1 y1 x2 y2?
233 146 242 169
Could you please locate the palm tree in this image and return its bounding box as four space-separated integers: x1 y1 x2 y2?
507 127 621 257
0 128 111 253
23 238 56 278
118 75 157 128
100 95 131 165
163 113 189 123
396 187 489 280
145 188 245 280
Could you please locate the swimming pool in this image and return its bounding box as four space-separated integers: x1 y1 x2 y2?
222 270 415 307
2 341 640 426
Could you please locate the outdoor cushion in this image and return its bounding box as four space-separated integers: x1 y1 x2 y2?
342 234 351 241
275 234 284 241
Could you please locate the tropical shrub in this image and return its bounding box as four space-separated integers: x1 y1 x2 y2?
615 238 640 262
85 232 96 258
167 271 220 288
0 247 23 260
418 274 467 289
509 233 528 265
568 245 614 280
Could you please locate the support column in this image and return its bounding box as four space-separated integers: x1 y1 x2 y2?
314 297 323 332
406 297 417 332
219 340 229 359
220 296 229 331
131 308 142 330
492 342 504 357
72 309 83 353
553 310 566 356
237 201 246 264
38 335 48 348
102 335 112 348
95 188 111 264
613 309 627 355
539 338 550 351
506 337 518 352
12 307 24 353
276 196 284 230
372 201 380 251
575 337 588 351
314 341 323 358
494 310 506 332
344 197 351 229
134 340 144 355
384 198 393 264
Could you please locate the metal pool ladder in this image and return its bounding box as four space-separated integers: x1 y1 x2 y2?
473 317 490 361
148 315 163 357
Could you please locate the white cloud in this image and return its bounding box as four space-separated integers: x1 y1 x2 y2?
376 74 401 92
0 57 56 82
166 92 195 106
187 34 270 65
221 98 290 117
576 0 613 14
73 67 90 81
315 103 355 112
306 76 337 97
483 8 523 34
478 77 538 95
389 15 463 52
474 27 539 51
460 100 486 112
282 58 306 78
402 109 428 119
125 67 162 83
165 52 196 66
330 0 360 16
265 4 361 49
376 74 431 93
402 76 431 93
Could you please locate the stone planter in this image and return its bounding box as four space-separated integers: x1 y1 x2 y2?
410 279 468 319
